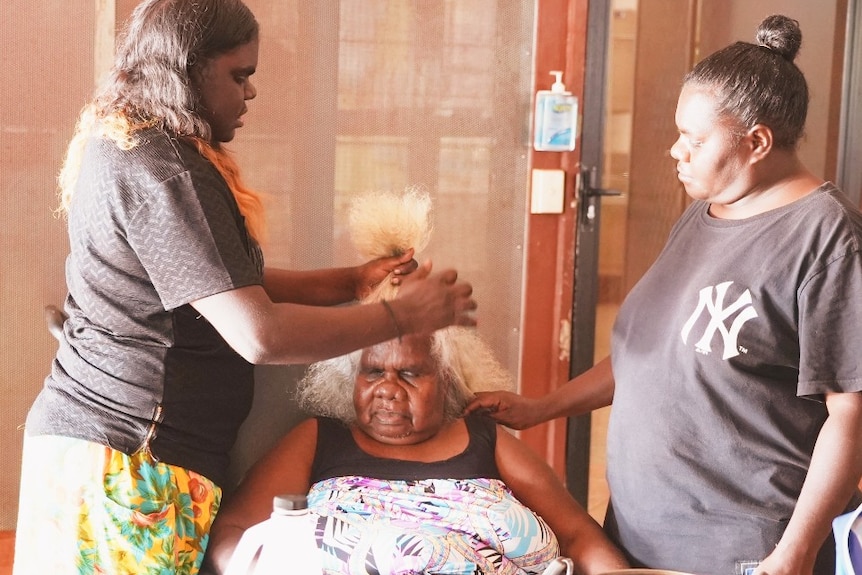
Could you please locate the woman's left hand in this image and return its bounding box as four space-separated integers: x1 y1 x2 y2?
355 248 417 299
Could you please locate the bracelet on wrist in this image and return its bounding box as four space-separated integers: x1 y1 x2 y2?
380 300 403 343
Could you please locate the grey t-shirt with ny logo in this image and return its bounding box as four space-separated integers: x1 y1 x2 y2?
605 183 862 575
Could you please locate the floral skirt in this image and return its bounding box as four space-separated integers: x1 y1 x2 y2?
13 434 221 575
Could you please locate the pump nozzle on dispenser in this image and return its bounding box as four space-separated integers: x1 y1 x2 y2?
549 71 568 94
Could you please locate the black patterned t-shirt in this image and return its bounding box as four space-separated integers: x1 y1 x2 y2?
27 129 264 486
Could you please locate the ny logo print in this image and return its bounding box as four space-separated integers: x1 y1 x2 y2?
680 281 758 359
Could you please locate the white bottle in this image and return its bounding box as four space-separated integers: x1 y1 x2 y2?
541 557 574 575
224 493 322 575
533 71 578 152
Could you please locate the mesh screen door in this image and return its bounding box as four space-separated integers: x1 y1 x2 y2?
242 0 534 369
231 0 536 484
0 0 536 525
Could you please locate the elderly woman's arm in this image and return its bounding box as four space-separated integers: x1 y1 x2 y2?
495 426 629 575
204 418 319 574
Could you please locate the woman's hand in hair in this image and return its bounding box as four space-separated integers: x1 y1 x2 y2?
355 248 418 299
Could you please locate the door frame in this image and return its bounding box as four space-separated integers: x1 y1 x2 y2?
518 0 591 495
837 0 862 205
564 0 613 506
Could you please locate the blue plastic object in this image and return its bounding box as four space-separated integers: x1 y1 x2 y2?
834 503 862 575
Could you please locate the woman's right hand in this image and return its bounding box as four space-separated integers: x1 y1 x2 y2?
468 357 615 430
394 260 477 332
464 391 546 430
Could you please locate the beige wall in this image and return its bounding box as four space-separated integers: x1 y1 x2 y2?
700 2 839 179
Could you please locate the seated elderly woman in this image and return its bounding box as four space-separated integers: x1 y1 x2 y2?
205 189 627 574
205 323 628 575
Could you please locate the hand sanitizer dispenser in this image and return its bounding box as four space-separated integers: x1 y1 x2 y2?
533 71 578 152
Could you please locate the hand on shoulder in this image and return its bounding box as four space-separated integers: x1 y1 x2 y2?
465 391 542 430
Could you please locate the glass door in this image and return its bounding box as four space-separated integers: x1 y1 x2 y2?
230 0 539 482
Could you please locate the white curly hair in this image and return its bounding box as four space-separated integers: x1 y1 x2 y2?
296 187 514 423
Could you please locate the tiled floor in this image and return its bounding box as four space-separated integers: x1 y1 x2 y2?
586 303 618 523
588 406 611 522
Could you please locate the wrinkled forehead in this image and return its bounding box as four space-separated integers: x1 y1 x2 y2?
361 334 437 370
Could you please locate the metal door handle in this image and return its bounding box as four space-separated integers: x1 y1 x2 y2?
578 165 621 222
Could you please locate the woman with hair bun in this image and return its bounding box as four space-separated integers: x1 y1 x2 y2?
469 15 862 575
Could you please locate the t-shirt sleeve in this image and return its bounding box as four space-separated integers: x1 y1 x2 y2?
127 167 263 311
798 250 862 396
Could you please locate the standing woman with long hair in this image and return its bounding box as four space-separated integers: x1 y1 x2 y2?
13 1 476 573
